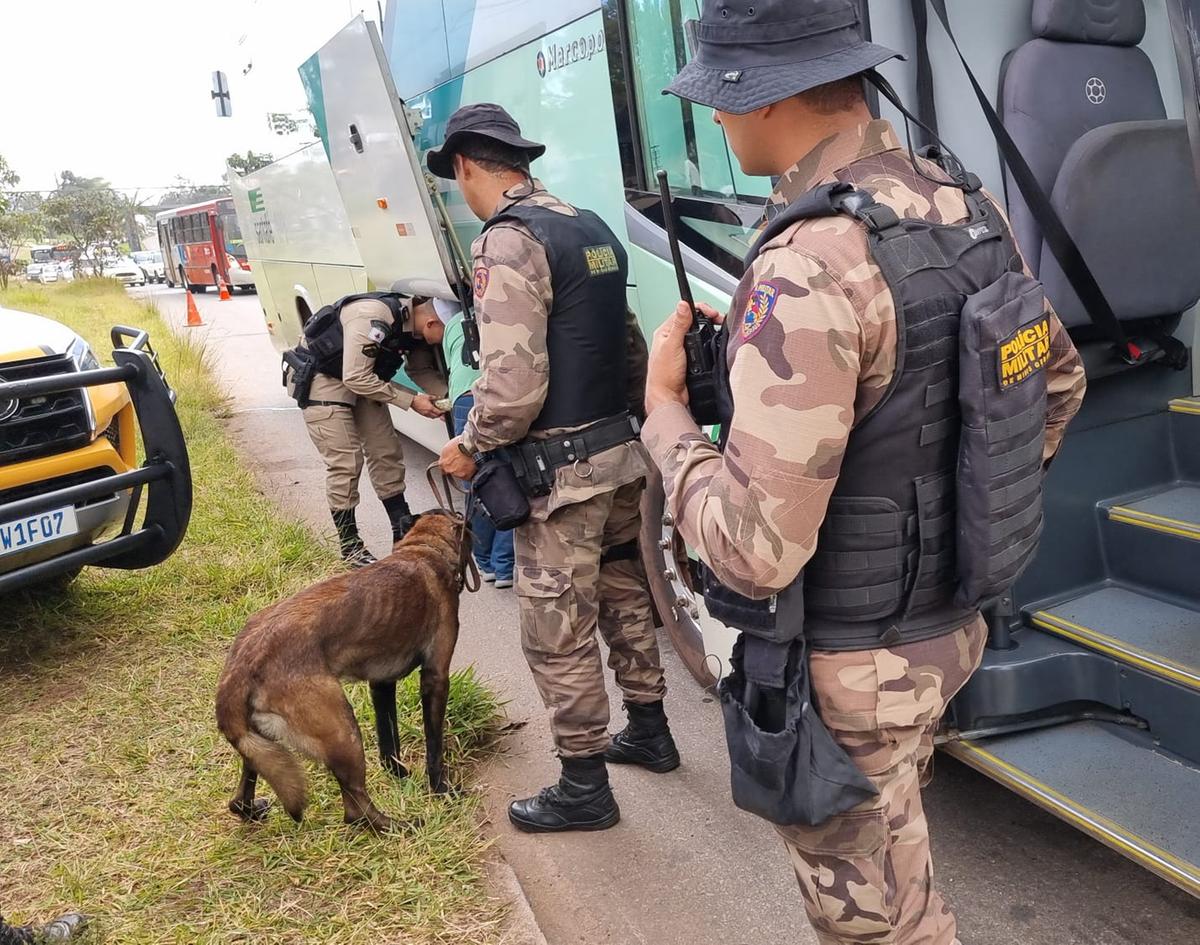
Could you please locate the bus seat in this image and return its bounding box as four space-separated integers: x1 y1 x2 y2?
999 0 1200 332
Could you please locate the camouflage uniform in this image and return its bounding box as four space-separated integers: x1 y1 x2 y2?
460 179 667 758
643 120 1086 943
302 297 446 510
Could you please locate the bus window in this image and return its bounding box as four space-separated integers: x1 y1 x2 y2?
218 203 246 260
624 0 771 202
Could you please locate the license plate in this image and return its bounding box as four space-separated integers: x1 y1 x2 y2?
0 506 80 557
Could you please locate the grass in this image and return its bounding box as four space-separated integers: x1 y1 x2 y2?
0 280 508 944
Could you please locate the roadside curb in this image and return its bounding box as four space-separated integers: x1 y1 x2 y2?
488 854 550 945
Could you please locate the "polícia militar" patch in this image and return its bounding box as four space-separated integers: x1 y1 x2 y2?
583 244 620 276
998 315 1051 389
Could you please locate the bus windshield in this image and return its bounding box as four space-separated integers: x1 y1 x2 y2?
219 203 246 260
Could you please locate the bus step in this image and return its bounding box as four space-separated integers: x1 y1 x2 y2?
1168 396 1200 416
1105 483 1200 542
1031 585 1200 693
943 720 1200 897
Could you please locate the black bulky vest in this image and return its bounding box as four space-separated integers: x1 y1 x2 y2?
302 292 411 380
701 180 1049 651
484 201 629 430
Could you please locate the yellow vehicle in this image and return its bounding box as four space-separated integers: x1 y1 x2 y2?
0 309 191 593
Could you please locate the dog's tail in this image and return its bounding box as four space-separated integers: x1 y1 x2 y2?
216 672 308 821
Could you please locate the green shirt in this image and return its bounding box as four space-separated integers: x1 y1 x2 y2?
442 313 481 403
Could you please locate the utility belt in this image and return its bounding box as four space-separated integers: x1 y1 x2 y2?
472 413 641 530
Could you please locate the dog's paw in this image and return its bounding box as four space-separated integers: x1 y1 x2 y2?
381 754 409 780
228 797 272 822
346 812 395 833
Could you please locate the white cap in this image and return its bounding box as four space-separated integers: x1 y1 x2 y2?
432 297 462 324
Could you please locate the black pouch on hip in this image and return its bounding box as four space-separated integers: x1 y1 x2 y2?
472 451 531 530
281 347 316 409
718 634 877 827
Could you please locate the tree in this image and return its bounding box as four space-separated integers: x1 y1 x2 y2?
226 150 274 176
153 175 229 213
0 153 35 289
43 184 124 277
115 189 155 252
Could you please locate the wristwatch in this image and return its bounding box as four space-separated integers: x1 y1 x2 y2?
457 441 473 459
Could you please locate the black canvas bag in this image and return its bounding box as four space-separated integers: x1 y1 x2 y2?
718 634 877 827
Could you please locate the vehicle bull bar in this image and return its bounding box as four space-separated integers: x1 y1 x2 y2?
0 325 192 594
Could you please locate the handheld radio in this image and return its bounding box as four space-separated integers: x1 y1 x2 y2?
656 169 720 425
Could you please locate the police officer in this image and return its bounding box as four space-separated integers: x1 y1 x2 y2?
644 2 1086 942
298 292 447 566
432 104 679 833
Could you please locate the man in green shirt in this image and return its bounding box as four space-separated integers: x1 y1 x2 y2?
437 298 514 587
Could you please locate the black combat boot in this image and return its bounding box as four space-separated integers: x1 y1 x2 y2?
330 508 376 568
0 912 88 944
604 700 681 773
382 492 417 543
507 754 620 833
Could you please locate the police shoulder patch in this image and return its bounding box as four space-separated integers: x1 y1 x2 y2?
742 281 780 340
366 321 388 344
997 314 1051 389
473 266 490 298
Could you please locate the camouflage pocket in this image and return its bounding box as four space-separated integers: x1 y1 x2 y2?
779 808 893 938
516 565 579 656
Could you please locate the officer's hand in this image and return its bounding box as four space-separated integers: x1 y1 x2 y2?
439 436 477 479
646 301 693 416
695 301 725 325
412 393 447 419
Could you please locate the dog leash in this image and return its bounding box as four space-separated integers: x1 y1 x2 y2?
425 462 481 593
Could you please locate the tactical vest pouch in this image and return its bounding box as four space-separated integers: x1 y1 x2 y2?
281 347 316 409
699 562 805 643
303 306 346 378
956 271 1048 608
718 634 877 827
472 452 531 530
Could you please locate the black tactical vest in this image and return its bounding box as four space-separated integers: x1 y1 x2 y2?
302 292 411 380
484 201 629 430
701 181 1048 651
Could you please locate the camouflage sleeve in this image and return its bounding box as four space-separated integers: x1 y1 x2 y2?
461 225 553 453
642 247 864 598
625 307 649 424
1041 304 1086 463
340 300 417 410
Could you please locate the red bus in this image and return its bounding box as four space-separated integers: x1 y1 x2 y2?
155 197 253 293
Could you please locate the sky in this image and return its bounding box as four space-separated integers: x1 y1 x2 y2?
0 0 384 198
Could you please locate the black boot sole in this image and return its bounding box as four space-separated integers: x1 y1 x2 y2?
604 748 681 773
507 805 621 833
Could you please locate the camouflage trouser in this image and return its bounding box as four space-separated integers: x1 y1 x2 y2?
514 479 667 757
775 616 988 945
302 399 406 509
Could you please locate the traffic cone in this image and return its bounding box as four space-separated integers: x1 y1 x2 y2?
218 276 232 302
185 289 204 328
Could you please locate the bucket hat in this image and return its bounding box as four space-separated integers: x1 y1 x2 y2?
665 0 902 115
426 103 545 179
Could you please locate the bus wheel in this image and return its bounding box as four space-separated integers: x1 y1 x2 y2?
639 470 722 690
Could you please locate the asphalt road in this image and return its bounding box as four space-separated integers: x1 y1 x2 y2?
136 283 1200 945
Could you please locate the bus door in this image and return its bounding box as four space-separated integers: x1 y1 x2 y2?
207 212 231 285
299 16 458 300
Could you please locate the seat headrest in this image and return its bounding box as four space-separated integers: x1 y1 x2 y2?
1033 0 1146 46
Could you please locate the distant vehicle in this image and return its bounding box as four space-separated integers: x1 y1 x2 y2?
155 197 248 292
29 244 74 267
132 250 165 284
34 265 59 285
105 257 146 287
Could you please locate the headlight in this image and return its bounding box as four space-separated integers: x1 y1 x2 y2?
67 336 99 435
68 337 100 372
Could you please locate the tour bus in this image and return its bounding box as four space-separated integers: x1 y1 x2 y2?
155 197 251 293
233 0 1200 894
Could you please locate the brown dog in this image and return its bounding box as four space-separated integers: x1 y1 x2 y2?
215 510 468 830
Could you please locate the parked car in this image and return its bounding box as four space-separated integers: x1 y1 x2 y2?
35 265 59 285
105 257 146 287
0 313 192 593
132 250 165 284
225 253 255 292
